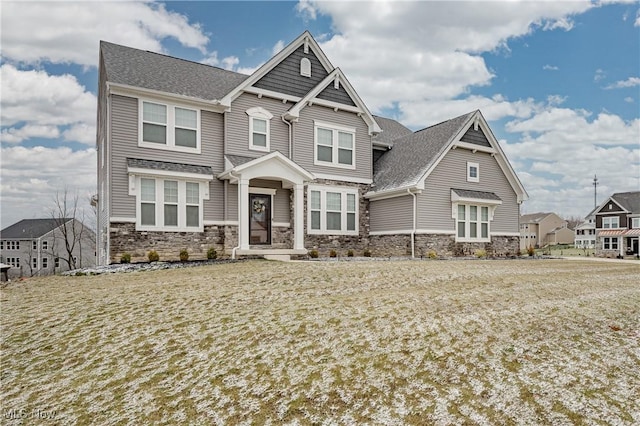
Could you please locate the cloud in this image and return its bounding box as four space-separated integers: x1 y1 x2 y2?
624 97 634 103
0 146 97 228
272 40 286 56
543 64 559 71
1 2 209 67
201 52 241 71
296 0 317 21
0 65 96 145
594 69 606 82
604 77 640 89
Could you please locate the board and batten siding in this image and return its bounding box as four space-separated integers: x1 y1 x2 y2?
226 93 292 159
294 104 372 181
369 195 414 233
417 148 519 234
109 94 225 222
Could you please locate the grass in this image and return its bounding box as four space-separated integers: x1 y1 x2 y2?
1 259 639 424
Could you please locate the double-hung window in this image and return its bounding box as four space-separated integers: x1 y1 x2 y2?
632 218 640 228
603 237 618 250
602 216 619 229
457 204 490 241
246 107 272 152
136 177 204 232
140 100 200 153
314 121 355 168
308 186 358 235
42 241 48 251
467 162 479 183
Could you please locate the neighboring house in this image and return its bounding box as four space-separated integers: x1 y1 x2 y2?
96 31 527 264
519 212 572 250
0 218 96 278
594 191 640 257
574 209 597 249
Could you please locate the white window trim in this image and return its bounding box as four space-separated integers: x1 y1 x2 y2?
313 120 356 170
453 203 495 243
602 216 620 229
467 162 479 183
307 185 359 236
631 217 640 228
138 98 201 154
246 107 273 153
602 237 619 250
133 176 207 232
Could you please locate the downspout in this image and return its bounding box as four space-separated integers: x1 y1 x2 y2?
408 189 417 258
281 115 293 159
229 170 241 260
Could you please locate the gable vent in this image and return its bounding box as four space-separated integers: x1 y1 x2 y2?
300 57 311 77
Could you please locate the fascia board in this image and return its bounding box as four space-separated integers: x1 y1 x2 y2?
107 82 227 113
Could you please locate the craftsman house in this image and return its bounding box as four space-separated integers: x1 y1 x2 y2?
593 191 640 257
96 31 527 264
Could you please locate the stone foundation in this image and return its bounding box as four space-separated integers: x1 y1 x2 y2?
110 223 225 263
369 234 520 258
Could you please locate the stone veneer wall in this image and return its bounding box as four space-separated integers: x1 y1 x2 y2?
110 223 225 263
369 234 520 258
303 180 371 257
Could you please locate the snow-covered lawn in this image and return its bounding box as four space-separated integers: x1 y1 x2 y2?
1 259 639 425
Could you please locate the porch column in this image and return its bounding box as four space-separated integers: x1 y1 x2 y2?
620 236 625 258
293 183 305 250
238 178 250 250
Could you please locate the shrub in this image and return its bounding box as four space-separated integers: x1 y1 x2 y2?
309 249 319 259
148 250 160 262
527 246 535 257
120 252 131 264
207 247 217 260
427 250 437 259
475 249 487 258
347 249 354 257
516 249 522 257
179 249 189 262
363 248 372 257
329 249 337 258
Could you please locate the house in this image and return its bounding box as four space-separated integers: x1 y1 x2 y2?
574 208 597 249
519 212 572 250
96 31 527 264
0 218 96 278
593 191 640 257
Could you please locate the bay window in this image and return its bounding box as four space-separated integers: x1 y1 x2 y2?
308 186 358 235
457 204 490 241
135 177 204 231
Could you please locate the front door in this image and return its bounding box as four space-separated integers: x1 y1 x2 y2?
249 194 271 245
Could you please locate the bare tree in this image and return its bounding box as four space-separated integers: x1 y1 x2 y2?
49 188 95 270
564 215 583 230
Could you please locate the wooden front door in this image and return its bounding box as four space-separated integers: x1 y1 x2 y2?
249 194 271 245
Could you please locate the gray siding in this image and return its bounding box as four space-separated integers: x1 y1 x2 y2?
370 195 414 232
109 95 225 222
250 179 290 223
417 149 519 233
226 93 292 158
294 104 372 181
253 46 329 98
316 81 356 107
460 127 491 147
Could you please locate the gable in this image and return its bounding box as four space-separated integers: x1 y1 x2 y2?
253 45 330 98
316 81 356 107
595 199 625 214
460 126 491 147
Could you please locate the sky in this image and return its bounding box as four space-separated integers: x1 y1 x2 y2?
1 0 639 230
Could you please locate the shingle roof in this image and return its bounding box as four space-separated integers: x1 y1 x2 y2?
451 188 501 201
372 115 413 148
225 155 260 168
372 112 475 192
100 41 249 101
520 212 552 224
1 218 72 239
611 191 640 213
127 158 213 176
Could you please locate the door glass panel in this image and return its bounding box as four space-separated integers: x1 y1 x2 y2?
250 194 271 245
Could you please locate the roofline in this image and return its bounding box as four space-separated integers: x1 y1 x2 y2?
594 195 629 214
107 82 228 113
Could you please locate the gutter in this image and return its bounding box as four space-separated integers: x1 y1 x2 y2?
281 114 293 160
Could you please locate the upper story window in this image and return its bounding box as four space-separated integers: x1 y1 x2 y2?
137 176 204 232
32 241 37 250
467 162 479 183
246 107 273 152
314 121 355 169
5 241 19 250
42 241 48 251
139 100 200 153
602 216 619 229
632 218 640 228
308 185 358 235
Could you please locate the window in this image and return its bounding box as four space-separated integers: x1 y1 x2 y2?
42 241 48 251
0 241 3 250
139 100 200 153
632 218 640 228
32 241 37 250
602 217 619 229
136 177 203 231
42 258 48 269
246 107 272 152
456 204 490 242
603 237 619 250
7 258 20 267
32 258 37 269
300 57 311 77
467 162 479 183
308 186 358 235
55 258 60 268
7 241 19 250
314 121 355 168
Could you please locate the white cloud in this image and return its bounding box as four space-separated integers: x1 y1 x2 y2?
1 2 209 66
543 64 559 71
296 0 317 21
624 97 634 103
201 52 241 71
0 146 97 228
272 40 286 56
594 69 606 82
0 65 96 145
604 77 640 89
